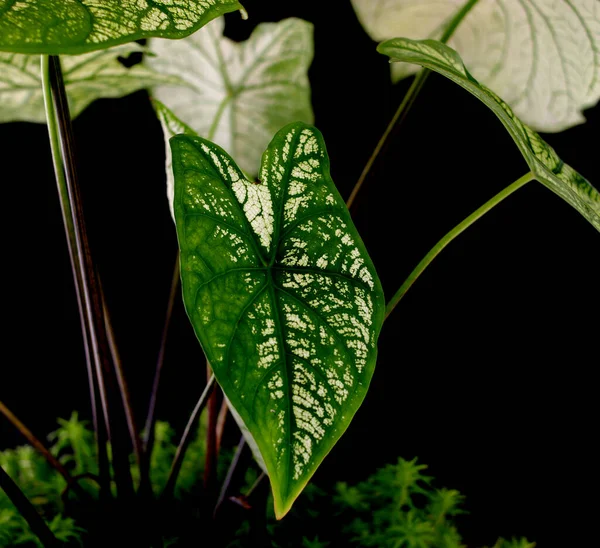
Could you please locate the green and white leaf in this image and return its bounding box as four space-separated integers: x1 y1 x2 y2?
0 0 242 55
351 0 600 132
0 45 182 123
153 100 197 219
171 122 385 518
148 17 314 179
148 98 273 475
378 38 600 232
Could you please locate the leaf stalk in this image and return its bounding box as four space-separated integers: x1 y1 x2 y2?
41 55 136 500
162 374 217 498
0 466 60 547
385 172 535 319
346 0 481 210
40 54 111 498
0 401 86 498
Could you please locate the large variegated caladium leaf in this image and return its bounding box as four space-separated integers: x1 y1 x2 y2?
351 0 600 132
148 17 314 178
378 38 600 232
0 0 242 55
171 122 385 517
0 45 181 123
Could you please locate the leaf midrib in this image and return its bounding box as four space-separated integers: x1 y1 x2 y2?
210 20 300 163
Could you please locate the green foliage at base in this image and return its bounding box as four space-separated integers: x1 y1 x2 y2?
0 415 535 547
0 441 83 547
228 458 535 548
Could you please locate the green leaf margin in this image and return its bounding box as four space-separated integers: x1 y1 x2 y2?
0 0 243 55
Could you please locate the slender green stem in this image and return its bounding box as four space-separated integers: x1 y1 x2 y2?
346 0 481 211
41 55 111 498
385 172 535 320
162 374 217 498
0 466 60 547
245 472 266 498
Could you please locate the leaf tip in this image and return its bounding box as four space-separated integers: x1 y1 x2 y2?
272 485 303 520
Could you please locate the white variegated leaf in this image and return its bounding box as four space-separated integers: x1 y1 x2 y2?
351 0 600 132
148 17 314 177
0 45 181 123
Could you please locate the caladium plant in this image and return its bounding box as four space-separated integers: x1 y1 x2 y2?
0 0 597 545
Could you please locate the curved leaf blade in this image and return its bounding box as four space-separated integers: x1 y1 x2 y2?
153 100 197 219
0 0 242 54
352 0 600 132
148 17 314 178
378 38 600 232
171 122 385 518
0 45 181 123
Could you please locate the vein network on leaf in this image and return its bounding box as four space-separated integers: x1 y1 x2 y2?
171 122 385 518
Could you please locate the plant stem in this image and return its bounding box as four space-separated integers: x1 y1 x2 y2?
140 254 180 498
346 69 430 211
0 401 81 492
245 472 266 498
102 292 144 473
346 0 481 211
213 435 246 517
162 374 217 498
0 466 60 547
42 55 136 500
204 363 219 498
385 172 535 319
143 254 180 453
41 54 111 498
215 398 229 455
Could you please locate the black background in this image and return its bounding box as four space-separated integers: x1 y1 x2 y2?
1 0 599 546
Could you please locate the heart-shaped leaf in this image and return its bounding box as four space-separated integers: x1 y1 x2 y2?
0 44 182 123
378 38 600 233
148 17 314 178
0 0 242 55
171 122 385 518
352 0 600 132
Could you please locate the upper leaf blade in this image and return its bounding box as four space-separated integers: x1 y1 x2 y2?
148 17 314 178
351 0 600 132
378 38 600 233
0 0 242 54
171 122 385 518
0 45 181 123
